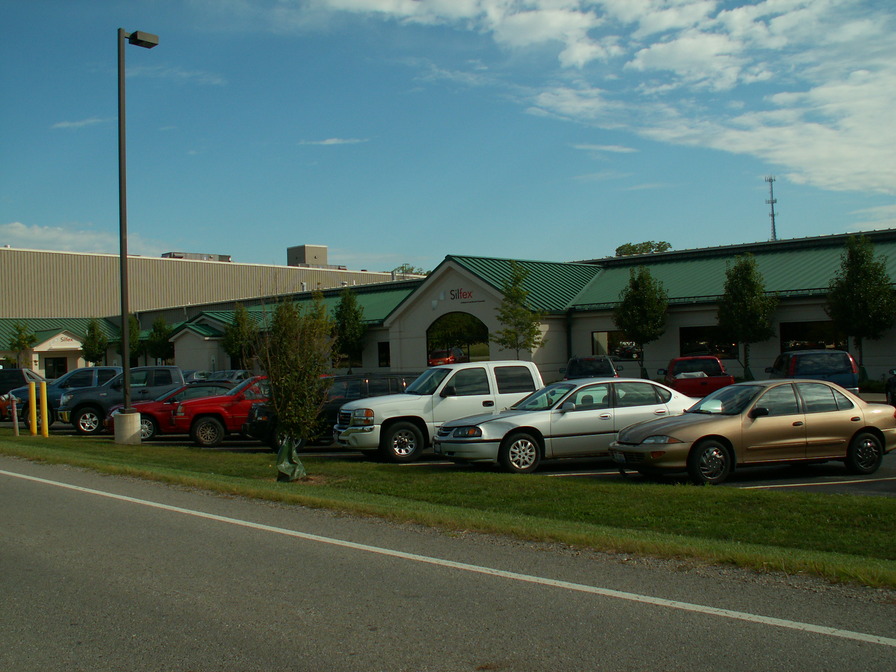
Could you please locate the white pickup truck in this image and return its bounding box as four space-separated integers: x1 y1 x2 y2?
333 361 544 462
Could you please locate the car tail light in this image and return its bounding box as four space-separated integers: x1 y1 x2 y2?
848 354 858 374
787 357 797 376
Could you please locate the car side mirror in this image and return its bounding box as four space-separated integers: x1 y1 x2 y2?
110 380 122 390
440 385 457 398
750 407 770 418
657 369 667 376
616 365 623 372
560 402 576 412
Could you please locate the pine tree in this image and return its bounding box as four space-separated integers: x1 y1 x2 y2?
613 267 668 377
490 261 545 359
81 318 109 365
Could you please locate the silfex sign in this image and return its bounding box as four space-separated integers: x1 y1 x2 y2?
449 287 474 301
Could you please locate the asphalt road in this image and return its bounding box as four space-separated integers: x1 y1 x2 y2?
2 455 895 672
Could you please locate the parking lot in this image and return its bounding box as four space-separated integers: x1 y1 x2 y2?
6 420 894 498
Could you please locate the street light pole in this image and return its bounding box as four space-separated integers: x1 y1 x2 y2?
116 28 158 443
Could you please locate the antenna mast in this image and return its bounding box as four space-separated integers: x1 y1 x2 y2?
765 176 777 241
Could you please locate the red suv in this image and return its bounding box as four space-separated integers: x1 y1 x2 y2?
172 376 269 447
658 356 734 397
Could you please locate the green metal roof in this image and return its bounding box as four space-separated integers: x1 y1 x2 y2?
0 318 119 345
192 281 422 329
446 255 603 312
570 230 896 310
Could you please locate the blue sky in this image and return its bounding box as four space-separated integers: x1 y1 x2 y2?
2 0 894 272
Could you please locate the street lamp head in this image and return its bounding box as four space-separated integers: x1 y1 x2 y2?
127 31 159 49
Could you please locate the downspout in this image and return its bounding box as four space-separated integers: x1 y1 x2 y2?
565 308 574 359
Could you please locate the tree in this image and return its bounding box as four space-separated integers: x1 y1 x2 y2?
115 315 141 365
145 317 175 363
333 287 366 372
8 322 37 368
615 241 672 257
256 295 334 481
81 318 109 365
826 235 896 372
716 254 777 380
490 261 546 359
613 267 668 377
223 303 258 369
391 263 428 276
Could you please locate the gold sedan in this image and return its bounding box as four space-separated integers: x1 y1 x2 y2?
609 379 896 485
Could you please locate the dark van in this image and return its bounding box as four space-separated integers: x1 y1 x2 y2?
765 350 859 394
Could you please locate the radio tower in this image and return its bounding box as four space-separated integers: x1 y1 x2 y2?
765 176 778 241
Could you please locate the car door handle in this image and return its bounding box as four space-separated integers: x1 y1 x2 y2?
599 413 611 419
792 421 804 426
851 416 861 422
654 410 667 415
482 401 494 407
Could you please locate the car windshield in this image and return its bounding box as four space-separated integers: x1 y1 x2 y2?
687 384 763 415
511 383 576 411
405 368 450 395
154 385 187 402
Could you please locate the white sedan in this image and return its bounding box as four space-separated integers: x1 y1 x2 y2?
433 378 697 473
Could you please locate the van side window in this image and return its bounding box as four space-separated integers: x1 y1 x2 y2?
495 366 536 394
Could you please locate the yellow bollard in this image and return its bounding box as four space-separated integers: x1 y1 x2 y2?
27 382 37 437
39 381 49 438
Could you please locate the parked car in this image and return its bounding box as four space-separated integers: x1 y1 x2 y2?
427 348 469 367
244 373 417 448
172 376 269 447
886 369 896 406
560 356 622 380
104 381 235 439
1 368 47 422
205 369 253 383
610 379 896 485
658 356 734 397
334 361 544 462
765 349 859 393
434 378 696 473
7 366 121 428
57 366 187 435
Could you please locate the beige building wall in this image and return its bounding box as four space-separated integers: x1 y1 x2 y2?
1 247 410 319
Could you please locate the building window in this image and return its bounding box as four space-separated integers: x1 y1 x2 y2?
377 341 390 368
591 331 639 360
678 326 737 359
779 321 847 352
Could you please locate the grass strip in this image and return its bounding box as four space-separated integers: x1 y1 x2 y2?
2 430 895 588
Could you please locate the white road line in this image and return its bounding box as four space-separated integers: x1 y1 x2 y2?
740 476 896 490
3 467 895 649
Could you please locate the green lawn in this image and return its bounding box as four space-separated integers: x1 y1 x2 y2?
2 428 895 588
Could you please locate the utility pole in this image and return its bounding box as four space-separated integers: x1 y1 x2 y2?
765 176 777 241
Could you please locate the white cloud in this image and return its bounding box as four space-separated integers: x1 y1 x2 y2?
299 137 370 145
52 118 107 130
0 222 167 257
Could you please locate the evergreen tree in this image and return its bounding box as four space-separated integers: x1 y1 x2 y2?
613 267 668 377
716 254 777 380
8 322 37 368
826 235 896 371
146 317 175 363
81 318 109 365
490 261 546 359
223 303 258 369
333 287 366 372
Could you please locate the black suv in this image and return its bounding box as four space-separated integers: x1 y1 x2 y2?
561 356 623 380
244 373 418 448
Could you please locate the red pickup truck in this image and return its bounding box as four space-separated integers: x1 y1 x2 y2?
658 356 734 397
172 376 269 447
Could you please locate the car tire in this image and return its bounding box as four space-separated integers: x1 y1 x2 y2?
139 415 158 441
687 439 731 485
23 406 56 431
191 417 226 448
499 432 541 474
845 431 883 475
380 421 424 463
73 406 103 435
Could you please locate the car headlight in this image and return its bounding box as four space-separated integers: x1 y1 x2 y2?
641 435 684 445
350 408 375 426
174 404 185 417
451 426 482 438
59 392 73 407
